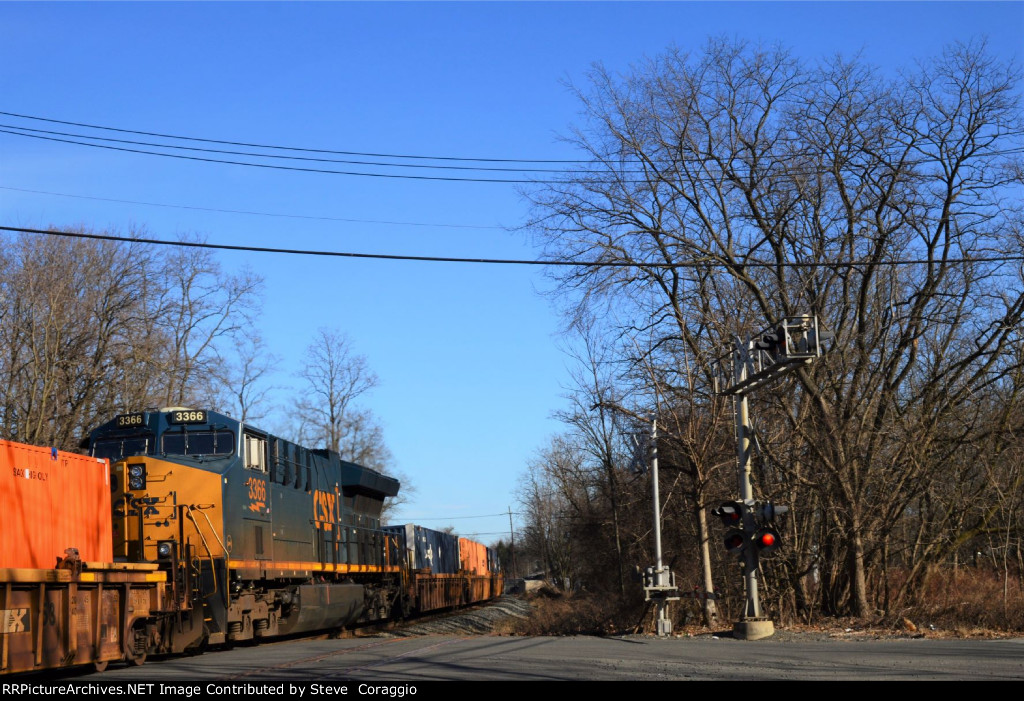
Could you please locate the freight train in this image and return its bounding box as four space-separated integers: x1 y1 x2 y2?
0 408 502 675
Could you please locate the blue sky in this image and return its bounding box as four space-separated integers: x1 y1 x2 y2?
2 2 1022 543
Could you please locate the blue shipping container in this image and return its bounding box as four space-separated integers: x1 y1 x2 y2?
383 524 460 574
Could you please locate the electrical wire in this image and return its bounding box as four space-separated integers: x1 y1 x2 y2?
0 129 547 184
5 124 1021 185
3 224 1023 269
4 109 1022 169
0 186 505 229
400 512 522 520
0 123 577 173
0 109 588 164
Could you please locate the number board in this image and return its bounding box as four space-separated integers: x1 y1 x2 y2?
115 413 145 428
168 410 208 425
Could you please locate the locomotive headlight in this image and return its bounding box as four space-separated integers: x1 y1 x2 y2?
128 464 146 490
157 540 175 560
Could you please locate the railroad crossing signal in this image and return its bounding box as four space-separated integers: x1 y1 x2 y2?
752 526 781 555
712 500 745 528
712 500 788 559
713 500 751 556
710 313 828 639
752 328 783 356
712 315 833 395
752 501 788 557
724 530 748 555
757 501 789 522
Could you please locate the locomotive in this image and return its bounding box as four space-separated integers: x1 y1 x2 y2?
0 408 502 675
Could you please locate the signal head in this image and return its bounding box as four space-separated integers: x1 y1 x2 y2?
712 501 745 527
753 526 781 555
724 530 747 555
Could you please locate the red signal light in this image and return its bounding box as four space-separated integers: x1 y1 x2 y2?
724 532 746 553
712 501 745 527
753 526 780 555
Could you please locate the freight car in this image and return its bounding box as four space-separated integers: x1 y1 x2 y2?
383 525 502 614
0 440 166 673
0 408 502 676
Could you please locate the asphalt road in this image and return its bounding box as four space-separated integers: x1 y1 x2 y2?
51 633 1024 681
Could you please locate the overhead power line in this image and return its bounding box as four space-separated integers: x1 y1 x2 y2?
3 224 1023 269
0 123 577 174
0 110 587 164
5 110 1023 168
0 186 505 229
399 512 522 521
5 124 1022 185
0 129 545 183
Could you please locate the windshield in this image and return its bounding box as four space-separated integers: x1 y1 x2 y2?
94 437 150 461
162 430 234 457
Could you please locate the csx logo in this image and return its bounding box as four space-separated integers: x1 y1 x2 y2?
313 489 338 531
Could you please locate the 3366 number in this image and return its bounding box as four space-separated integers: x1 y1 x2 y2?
171 410 206 424
246 477 267 503
116 413 143 427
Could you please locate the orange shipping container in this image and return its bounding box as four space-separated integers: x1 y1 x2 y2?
459 537 488 575
0 439 112 569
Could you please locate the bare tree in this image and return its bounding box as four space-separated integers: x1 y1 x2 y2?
291 326 404 511
0 229 158 447
154 240 262 408
0 228 265 449
213 333 279 423
293 328 380 452
528 39 1024 617
556 317 632 598
518 435 590 588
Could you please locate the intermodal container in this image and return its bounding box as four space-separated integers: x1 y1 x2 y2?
459 537 488 575
0 439 112 568
383 524 459 574
486 545 501 575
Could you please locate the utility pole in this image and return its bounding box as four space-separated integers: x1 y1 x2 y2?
507 506 517 578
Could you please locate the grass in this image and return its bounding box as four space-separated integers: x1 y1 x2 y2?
506 568 1024 637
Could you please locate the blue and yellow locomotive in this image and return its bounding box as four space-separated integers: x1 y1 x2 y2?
88 407 403 654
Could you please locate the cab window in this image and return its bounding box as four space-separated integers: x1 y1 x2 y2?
161 430 234 456
245 433 268 471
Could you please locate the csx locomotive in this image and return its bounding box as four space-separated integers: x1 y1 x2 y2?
0 408 501 674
